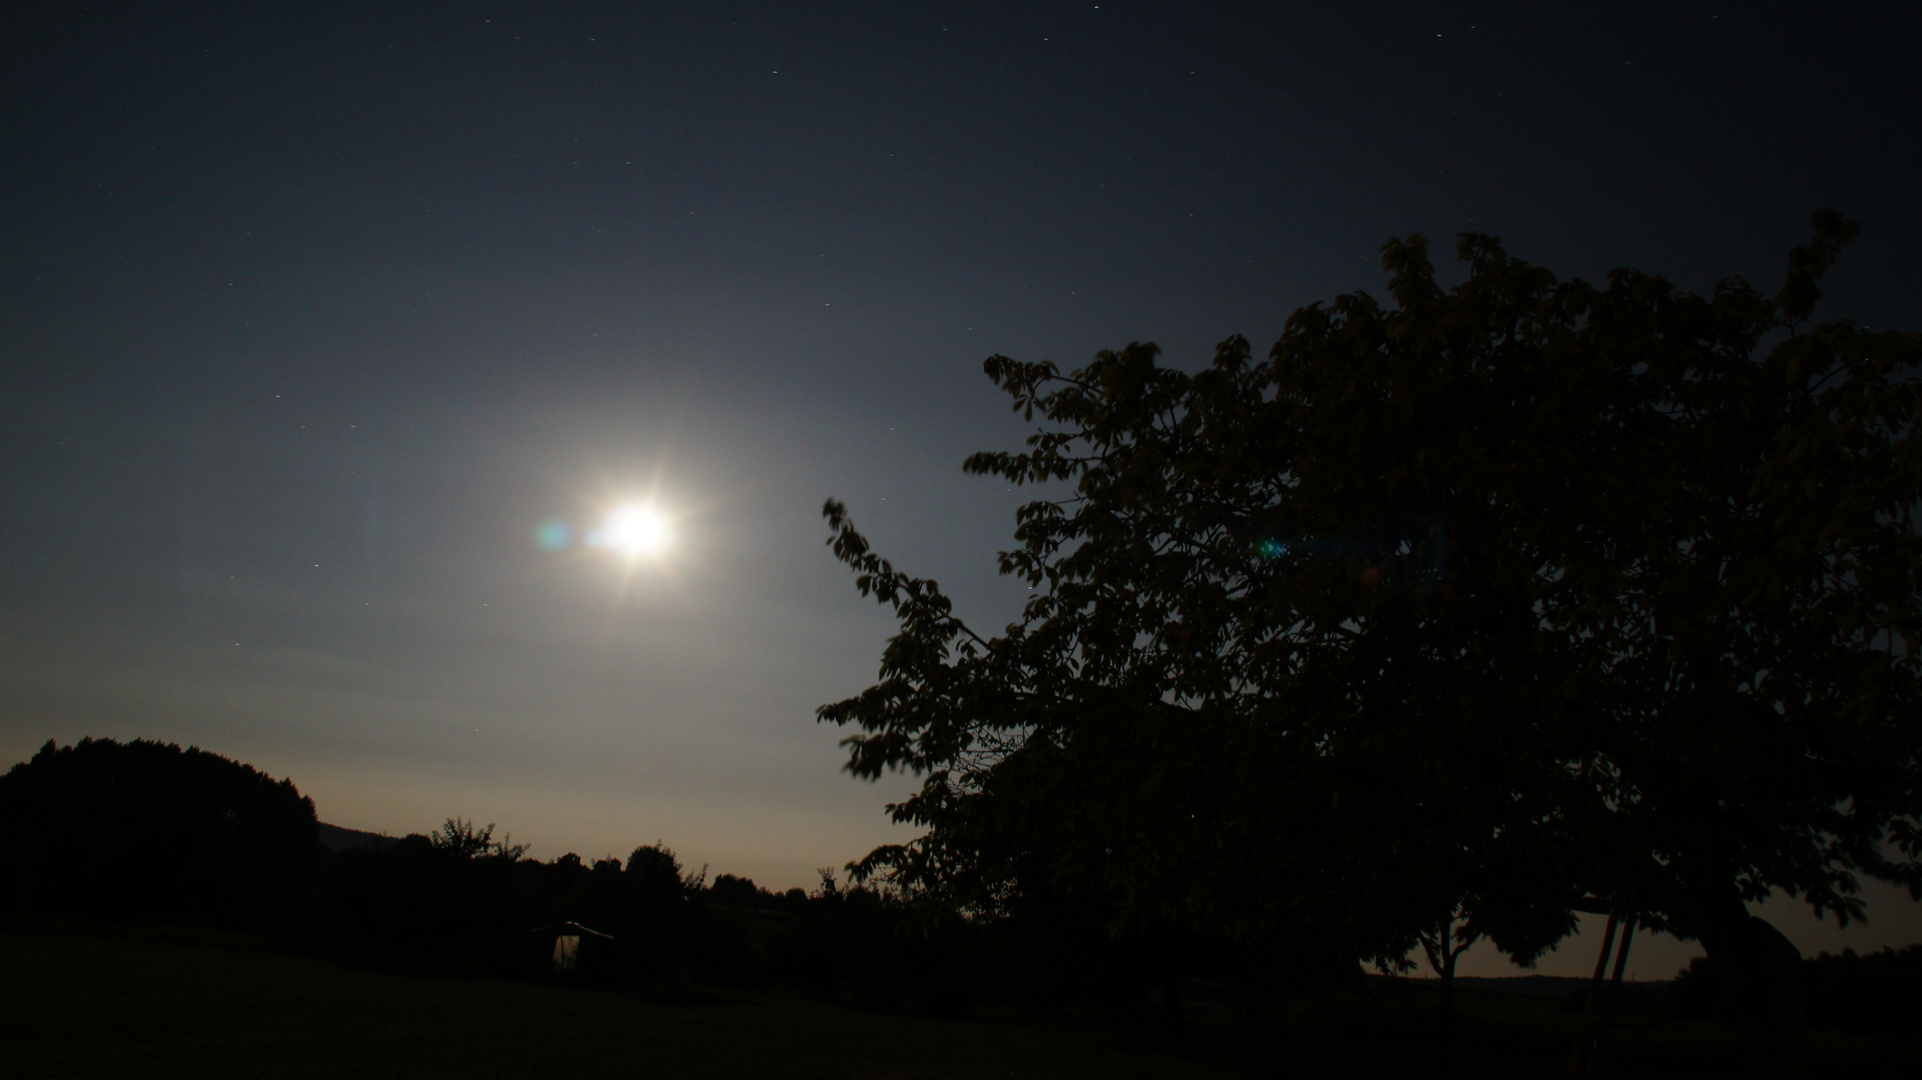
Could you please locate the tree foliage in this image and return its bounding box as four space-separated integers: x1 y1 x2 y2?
430 817 527 861
0 737 318 924
819 212 1922 1000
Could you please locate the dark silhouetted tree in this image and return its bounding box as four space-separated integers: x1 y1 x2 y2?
709 873 764 907
621 842 704 995
429 817 526 860
0 737 318 926
1417 903 1480 1016
819 212 1922 1078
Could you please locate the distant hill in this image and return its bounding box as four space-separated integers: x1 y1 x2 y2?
317 822 400 852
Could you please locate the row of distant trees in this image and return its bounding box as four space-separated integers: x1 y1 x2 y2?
815 212 1922 1078
1 694 1918 1036
1668 947 1922 1040
0 736 1430 1019
0 737 978 1010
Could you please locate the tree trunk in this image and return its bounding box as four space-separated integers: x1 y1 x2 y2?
1438 940 1456 1017
1585 905 1637 1077
1565 896 1623 1080
1693 894 1807 1080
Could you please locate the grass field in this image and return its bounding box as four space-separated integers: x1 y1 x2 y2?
4 929 1916 1078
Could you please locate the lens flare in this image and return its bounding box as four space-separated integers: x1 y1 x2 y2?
535 520 573 552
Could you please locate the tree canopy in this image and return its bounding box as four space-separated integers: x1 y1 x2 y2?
0 737 318 922
820 213 1922 1070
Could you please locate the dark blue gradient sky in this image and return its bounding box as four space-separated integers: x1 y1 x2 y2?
2 1 1917 976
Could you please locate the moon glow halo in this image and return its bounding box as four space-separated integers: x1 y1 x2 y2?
595 504 673 557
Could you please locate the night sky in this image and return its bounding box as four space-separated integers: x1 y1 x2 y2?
3 1 1918 977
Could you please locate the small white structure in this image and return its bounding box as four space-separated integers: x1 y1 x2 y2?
529 920 614 975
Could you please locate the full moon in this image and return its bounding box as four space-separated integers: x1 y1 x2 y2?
599 505 672 556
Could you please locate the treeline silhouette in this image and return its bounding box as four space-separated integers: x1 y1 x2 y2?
1667 947 1922 1040
0 739 1315 1020
5 736 1919 1043
0 738 1108 1015
0 737 317 928
312 820 976 1010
